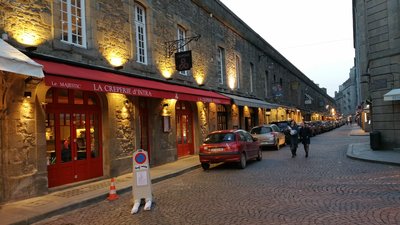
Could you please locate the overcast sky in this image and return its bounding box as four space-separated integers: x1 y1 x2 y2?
219 0 354 97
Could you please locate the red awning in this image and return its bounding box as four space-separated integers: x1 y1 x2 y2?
35 59 230 104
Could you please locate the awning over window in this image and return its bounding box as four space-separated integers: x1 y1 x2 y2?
35 59 230 104
221 93 279 109
0 39 44 78
384 88 400 101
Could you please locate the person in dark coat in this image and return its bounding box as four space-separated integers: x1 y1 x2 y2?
287 120 300 158
299 122 312 157
61 137 71 162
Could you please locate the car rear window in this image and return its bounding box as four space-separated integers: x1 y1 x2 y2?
250 127 271 134
204 133 236 144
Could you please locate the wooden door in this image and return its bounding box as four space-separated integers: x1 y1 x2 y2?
139 99 150 160
176 102 193 157
46 88 102 187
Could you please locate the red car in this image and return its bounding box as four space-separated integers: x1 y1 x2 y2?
199 129 262 170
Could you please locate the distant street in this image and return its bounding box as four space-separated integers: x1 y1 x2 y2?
34 125 400 225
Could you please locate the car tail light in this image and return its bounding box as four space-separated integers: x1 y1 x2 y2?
200 145 207 153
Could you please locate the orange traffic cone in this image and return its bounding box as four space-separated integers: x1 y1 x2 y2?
107 177 119 201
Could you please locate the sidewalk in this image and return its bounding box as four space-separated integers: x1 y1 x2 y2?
347 125 400 166
0 156 201 225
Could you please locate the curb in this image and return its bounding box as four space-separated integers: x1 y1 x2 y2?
346 143 400 167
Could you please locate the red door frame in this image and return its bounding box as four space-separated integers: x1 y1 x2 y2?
46 89 103 187
176 102 194 157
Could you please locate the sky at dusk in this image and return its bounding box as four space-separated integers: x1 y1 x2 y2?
219 0 354 97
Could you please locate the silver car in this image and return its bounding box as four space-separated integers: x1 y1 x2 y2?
250 124 286 150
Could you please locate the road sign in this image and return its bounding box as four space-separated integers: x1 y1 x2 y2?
175 51 192 71
131 149 153 214
134 152 146 164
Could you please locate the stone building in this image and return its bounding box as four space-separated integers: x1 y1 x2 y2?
353 0 400 149
0 0 334 203
335 67 359 120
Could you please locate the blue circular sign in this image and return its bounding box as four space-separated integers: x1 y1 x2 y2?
135 152 146 164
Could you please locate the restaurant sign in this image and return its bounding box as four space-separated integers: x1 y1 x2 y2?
45 75 163 98
44 75 230 104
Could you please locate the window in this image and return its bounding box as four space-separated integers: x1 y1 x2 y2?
217 105 228 130
243 132 254 142
271 125 279 132
61 0 86 48
177 26 187 76
250 63 254 93
235 55 241 89
204 133 235 144
217 47 225 85
264 127 272 133
250 127 271 135
238 132 246 142
135 4 147 64
177 27 186 52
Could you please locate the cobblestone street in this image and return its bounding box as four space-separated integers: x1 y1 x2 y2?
33 125 400 225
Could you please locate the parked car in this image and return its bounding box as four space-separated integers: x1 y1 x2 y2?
271 121 290 132
270 121 291 144
250 124 286 150
199 129 262 170
304 121 317 136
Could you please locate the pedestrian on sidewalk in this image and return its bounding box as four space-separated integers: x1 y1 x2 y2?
299 122 312 157
287 120 300 158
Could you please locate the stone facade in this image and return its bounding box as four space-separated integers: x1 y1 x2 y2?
335 67 359 118
353 0 400 149
0 74 48 202
0 0 336 203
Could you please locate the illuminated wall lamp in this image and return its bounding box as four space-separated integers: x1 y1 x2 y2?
24 91 32 98
162 70 173 80
20 33 38 51
161 103 171 116
110 57 124 70
25 76 42 84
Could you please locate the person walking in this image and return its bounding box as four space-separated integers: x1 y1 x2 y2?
299 122 312 157
287 120 300 158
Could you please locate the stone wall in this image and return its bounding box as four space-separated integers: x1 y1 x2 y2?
107 93 136 176
96 0 131 67
354 0 400 149
0 74 47 202
2 1 51 47
150 99 177 165
197 102 209 139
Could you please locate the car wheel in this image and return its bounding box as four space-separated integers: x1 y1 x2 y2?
201 163 210 170
256 149 262 161
239 153 247 169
